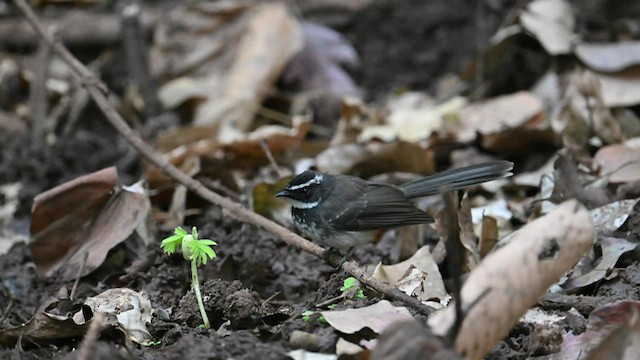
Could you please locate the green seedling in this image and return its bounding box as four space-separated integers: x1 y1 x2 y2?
301 310 327 325
341 277 366 299
161 226 217 329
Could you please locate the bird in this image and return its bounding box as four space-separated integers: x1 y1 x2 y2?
275 161 513 253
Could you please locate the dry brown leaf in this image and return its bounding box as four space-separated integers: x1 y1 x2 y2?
593 144 640 183
559 300 640 360
148 115 311 191
0 301 88 347
458 193 480 269
316 141 435 178
429 199 595 360
550 152 613 209
479 216 498 258
562 237 637 291
29 168 150 279
155 2 303 138
452 91 551 153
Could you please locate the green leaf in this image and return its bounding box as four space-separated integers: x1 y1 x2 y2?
160 227 188 255
301 310 315 322
341 277 357 292
186 236 217 267
162 226 217 268
357 290 366 299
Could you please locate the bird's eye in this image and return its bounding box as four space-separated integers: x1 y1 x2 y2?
301 188 309 194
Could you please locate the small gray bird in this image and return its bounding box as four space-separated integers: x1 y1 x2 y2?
276 161 513 251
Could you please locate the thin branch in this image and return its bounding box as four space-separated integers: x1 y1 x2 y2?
13 0 432 317
29 36 52 149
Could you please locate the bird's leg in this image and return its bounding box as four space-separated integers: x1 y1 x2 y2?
323 247 353 269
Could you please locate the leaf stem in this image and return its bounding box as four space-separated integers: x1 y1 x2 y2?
191 261 210 328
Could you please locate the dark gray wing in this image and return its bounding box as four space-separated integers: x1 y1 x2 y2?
324 178 433 232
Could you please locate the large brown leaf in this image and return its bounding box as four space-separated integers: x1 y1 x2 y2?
29 167 150 280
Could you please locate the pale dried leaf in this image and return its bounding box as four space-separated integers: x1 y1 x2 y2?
593 144 640 183
84 288 154 345
589 199 638 235
576 42 640 73
595 67 640 107
372 246 449 306
453 91 546 147
360 93 466 142
321 300 414 335
520 0 577 55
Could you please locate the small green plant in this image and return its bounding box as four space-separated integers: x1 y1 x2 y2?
161 226 217 328
341 277 366 299
301 310 327 324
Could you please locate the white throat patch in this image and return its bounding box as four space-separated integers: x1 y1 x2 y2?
288 198 320 209
288 173 323 190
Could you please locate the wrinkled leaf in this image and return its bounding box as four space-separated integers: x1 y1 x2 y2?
83 288 154 345
372 246 449 307
589 199 638 235
562 237 637 291
0 301 89 347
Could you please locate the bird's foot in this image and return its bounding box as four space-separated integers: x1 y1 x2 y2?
323 247 353 270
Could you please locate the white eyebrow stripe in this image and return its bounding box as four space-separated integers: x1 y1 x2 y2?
288 174 323 190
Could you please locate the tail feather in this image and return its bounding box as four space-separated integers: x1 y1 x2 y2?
399 161 513 198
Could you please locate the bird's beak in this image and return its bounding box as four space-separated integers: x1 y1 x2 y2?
275 189 289 198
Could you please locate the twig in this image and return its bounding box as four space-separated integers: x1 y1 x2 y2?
29 35 52 149
260 139 285 178
121 2 164 119
70 251 89 300
442 190 464 345
76 312 105 360
0 297 14 325
13 0 432 318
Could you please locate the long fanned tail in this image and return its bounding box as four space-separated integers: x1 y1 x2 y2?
399 161 513 198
